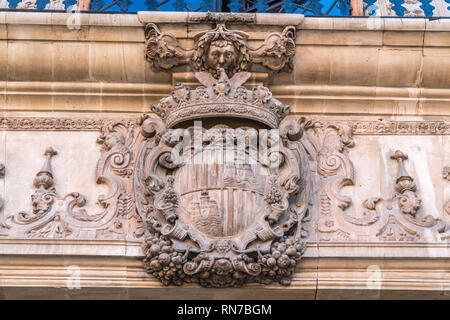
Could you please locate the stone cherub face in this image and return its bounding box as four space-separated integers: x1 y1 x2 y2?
191 24 250 79
205 40 237 75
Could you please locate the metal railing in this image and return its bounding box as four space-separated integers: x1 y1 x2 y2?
0 0 448 17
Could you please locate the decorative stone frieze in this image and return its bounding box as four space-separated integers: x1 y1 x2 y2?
0 117 137 131
1 122 145 240
362 150 447 241
313 144 449 242
3 118 450 136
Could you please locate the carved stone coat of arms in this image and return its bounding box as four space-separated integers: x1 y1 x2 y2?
135 22 312 287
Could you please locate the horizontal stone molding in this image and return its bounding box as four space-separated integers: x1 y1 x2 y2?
0 242 447 298
319 120 450 135
0 239 448 258
0 117 137 131
2 117 450 135
1 81 450 115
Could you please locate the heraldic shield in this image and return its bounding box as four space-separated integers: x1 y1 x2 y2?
134 70 312 288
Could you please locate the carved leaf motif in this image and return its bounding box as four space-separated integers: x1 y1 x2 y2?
377 215 421 241
144 23 190 71
28 215 72 239
250 26 297 73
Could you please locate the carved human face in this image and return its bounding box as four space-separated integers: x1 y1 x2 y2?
206 41 236 73
104 133 123 150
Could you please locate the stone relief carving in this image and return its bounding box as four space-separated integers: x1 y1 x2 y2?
361 150 447 241
297 118 370 241
151 68 289 129
0 117 136 131
364 151 447 241
0 20 448 290
144 23 191 72
309 138 449 242
326 120 450 136
1 121 144 240
3 117 450 135
250 26 296 73
3 147 87 238
135 70 311 287
191 24 251 79
0 163 4 212
145 22 297 77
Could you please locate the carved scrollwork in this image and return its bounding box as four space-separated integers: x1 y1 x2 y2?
94 120 144 239
250 26 296 73
2 120 145 240
138 125 310 287
144 23 191 72
299 118 372 241
361 150 447 242
144 22 297 78
4 147 90 237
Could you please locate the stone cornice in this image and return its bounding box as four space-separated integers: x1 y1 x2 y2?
0 242 447 298
1 11 448 32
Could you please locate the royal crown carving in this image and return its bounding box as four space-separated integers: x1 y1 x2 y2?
150 69 290 129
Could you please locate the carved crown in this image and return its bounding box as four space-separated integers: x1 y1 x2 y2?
150 69 290 129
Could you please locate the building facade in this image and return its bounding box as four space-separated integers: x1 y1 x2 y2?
0 8 449 299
